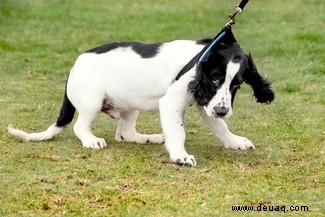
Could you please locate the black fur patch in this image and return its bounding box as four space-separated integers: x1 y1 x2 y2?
196 38 213 45
132 42 162 58
242 54 275 103
56 82 76 127
85 42 162 58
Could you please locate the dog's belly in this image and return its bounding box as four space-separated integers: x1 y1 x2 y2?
102 87 165 112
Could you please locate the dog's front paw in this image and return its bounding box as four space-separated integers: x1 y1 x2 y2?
170 154 197 167
147 134 165 144
224 136 255 150
81 137 107 149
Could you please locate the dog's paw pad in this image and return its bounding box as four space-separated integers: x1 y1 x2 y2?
224 136 255 150
173 155 196 167
82 137 107 149
175 159 183 165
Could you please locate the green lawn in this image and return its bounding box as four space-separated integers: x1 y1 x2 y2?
0 0 324 216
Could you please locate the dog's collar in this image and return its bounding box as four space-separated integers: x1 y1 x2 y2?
173 30 227 83
198 31 227 63
173 53 201 83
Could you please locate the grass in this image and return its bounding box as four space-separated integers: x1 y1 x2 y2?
0 0 324 216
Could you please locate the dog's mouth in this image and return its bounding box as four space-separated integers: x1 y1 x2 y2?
212 114 227 120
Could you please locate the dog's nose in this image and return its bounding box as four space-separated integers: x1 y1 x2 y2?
213 106 229 117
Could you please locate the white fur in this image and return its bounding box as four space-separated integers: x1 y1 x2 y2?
9 40 254 166
8 124 63 141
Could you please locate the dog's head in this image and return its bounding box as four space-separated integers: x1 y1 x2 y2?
188 27 274 119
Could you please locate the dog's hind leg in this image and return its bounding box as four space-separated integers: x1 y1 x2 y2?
73 101 107 149
115 111 164 144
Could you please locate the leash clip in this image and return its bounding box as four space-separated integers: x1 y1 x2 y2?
225 5 244 27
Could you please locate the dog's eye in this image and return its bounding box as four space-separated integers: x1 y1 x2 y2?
231 79 243 90
233 55 242 62
231 82 242 90
213 79 220 86
230 84 241 92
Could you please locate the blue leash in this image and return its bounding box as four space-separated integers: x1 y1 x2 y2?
198 31 227 63
198 0 249 63
174 0 250 81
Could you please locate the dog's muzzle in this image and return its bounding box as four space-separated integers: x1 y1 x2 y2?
212 106 229 118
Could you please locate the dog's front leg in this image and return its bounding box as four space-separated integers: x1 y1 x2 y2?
198 107 255 150
159 82 196 167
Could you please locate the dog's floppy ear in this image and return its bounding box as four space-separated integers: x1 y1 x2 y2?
188 62 216 106
243 54 275 103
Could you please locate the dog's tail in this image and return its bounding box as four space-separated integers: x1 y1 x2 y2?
8 84 76 142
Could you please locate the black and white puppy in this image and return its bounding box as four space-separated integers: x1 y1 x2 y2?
9 27 274 166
